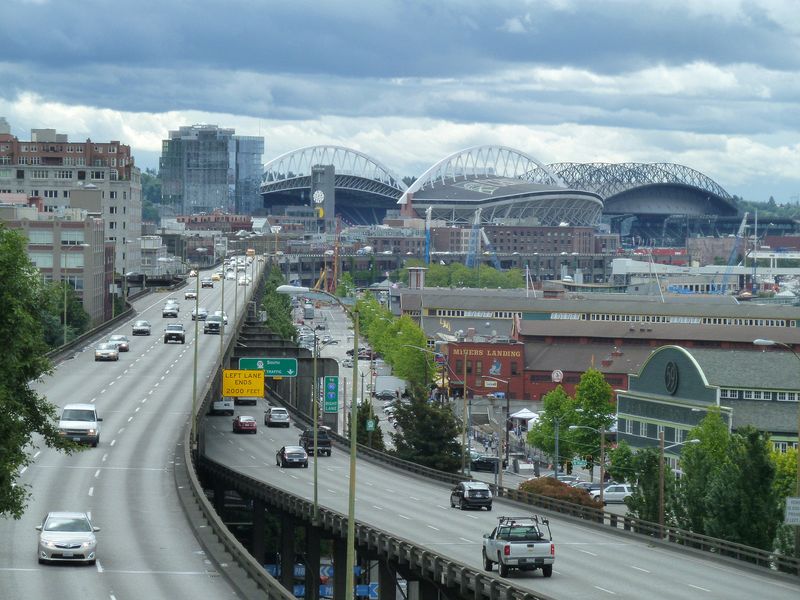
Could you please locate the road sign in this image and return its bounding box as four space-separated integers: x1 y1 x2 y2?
221 369 264 397
238 357 298 377
786 497 800 525
366 419 375 432
551 369 564 383
356 582 379 599
573 459 587 468
324 376 339 413
434 352 445 365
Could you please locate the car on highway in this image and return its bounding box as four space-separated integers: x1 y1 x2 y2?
571 481 604 493
201 278 214 288
210 397 235 416
234 396 259 406
164 323 186 344
131 320 151 336
264 406 290 427
189 270 197 277
450 481 493 511
299 427 332 456
191 306 209 321
591 484 634 505
471 454 501 473
211 273 221 281
203 315 223 334
341 358 353 368
162 301 180 318
184 290 197 300
94 342 119 361
106 334 129 352
374 389 397 401
276 445 309 468
58 404 102 447
36 511 100 565
232 415 257 434
212 310 229 324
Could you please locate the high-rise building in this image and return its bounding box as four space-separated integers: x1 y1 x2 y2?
159 124 264 216
0 123 142 277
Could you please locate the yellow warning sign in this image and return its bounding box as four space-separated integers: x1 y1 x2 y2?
222 369 265 397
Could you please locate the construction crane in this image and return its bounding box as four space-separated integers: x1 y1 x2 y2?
480 228 502 270
465 208 482 268
715 212 749 294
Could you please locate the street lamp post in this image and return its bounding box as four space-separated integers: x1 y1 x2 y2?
277 285 359 598
659 436 700 537
484 375 510 491
312 331 319 524
190 265 201 447
754 338 800 557
569 424 606 505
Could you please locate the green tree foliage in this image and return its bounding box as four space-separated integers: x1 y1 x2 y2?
355 401 386 452
335 272 355 298
390 396 461 473
568 368 616 478
261 267 296 342
526 386 578 471
623 447 670 523
141 168 161 222
0 226 82 518
703 427 780 551
771 447 798 557
38 282 90 348
605 439 636 484
398 260 525 289
675 409 731 534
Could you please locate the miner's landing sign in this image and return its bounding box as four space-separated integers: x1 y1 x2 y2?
239 357 298 378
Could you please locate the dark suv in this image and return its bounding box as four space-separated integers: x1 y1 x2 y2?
299 427 332 456
203 315 223 334
450 481 492 511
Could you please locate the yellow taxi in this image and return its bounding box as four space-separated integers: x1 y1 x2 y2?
211 273 221 281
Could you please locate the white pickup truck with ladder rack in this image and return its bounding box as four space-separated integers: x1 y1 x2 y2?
482 515 555 578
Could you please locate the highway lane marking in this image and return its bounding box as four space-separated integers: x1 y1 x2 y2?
135 407 140 412
91 397 97 402
409 496 420 501
88 487 94 496
459 537 472 543
33 451 40 459
372 505 383 510
116 375 122 380
20 466 27 475
426 525 440 531
35 465 166 471
102 453 108 462
436 505 448 510
631 566 650 573
94 469 101 478
109 381 115 386
123 369 129 374
398 514 411 520
688 584 711 592
579 549 598 556
100 569 210 575
101 388 107 394
128 416 133 422
96 560 104 573
161 375 166 381
118 428 125 434
594 586 615 594
465 514 479 519
250 455 257 460
110 440 116 446
141 398 147 403
165 369 170 375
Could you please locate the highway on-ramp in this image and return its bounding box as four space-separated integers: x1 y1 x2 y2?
0 266 256 600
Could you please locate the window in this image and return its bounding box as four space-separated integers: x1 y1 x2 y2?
61 230 85 245
456 359 463 374
27 229 53 244
60 253 84 268
624 419 633 434
475 361 483 376
466 360 472 375
639 422 647 437
109 222 116 230
743 390 753 399
109 206 117 214
31 169 48 179
510 361 518 375
109 191 117 199
43 190 58 198
29 252 53 268
0 168 11 179
90 170 105 180
55 170 73 179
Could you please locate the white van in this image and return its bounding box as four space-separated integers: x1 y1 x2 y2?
58 404 102 447
211 397 234 416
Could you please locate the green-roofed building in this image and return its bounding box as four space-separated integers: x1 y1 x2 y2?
617 345 800 471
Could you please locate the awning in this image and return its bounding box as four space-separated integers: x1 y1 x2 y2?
510 408 538 420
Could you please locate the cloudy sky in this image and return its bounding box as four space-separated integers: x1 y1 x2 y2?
1 0 798 202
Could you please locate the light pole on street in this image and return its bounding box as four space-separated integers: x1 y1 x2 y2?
754 337 800 556
277 285 359 598
190 264 201 447
659 435 700 537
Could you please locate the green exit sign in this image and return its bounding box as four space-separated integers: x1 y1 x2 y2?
323 376 339 413
239 357 298 377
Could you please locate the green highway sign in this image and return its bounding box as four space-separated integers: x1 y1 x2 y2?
239 357 298 378
366 419 375 432
323 376 339 413
572 459 587 468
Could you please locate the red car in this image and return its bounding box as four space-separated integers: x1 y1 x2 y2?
232 415 257 434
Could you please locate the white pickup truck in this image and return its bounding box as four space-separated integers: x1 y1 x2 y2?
482 515 555 578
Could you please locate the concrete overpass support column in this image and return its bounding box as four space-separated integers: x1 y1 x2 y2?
378 559 396 600
304 524 321 600
251 498 266 566
280 514 296 589
333 535 347 599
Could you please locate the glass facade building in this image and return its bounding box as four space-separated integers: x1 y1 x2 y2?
159 125 264 215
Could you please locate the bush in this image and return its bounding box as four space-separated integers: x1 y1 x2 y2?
518 477 600 508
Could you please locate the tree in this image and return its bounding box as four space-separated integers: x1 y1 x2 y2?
703 427 780 551
526 386 578 471
675 409 731 534
0 226 82 518
355 401 386 452
569 368 616 479
623 447 669 523
38 281 90 348
772 447 798 557
261 267 296 342
335 272 355 298
390 395 461 472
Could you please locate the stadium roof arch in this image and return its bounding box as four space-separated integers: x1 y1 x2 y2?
260 145 407 224
400 146 604 226
540 162 738 217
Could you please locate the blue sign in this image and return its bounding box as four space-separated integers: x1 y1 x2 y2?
356 582 379 599
320 565 335 578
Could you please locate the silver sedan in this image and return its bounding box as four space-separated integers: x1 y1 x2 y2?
36 511 100 565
